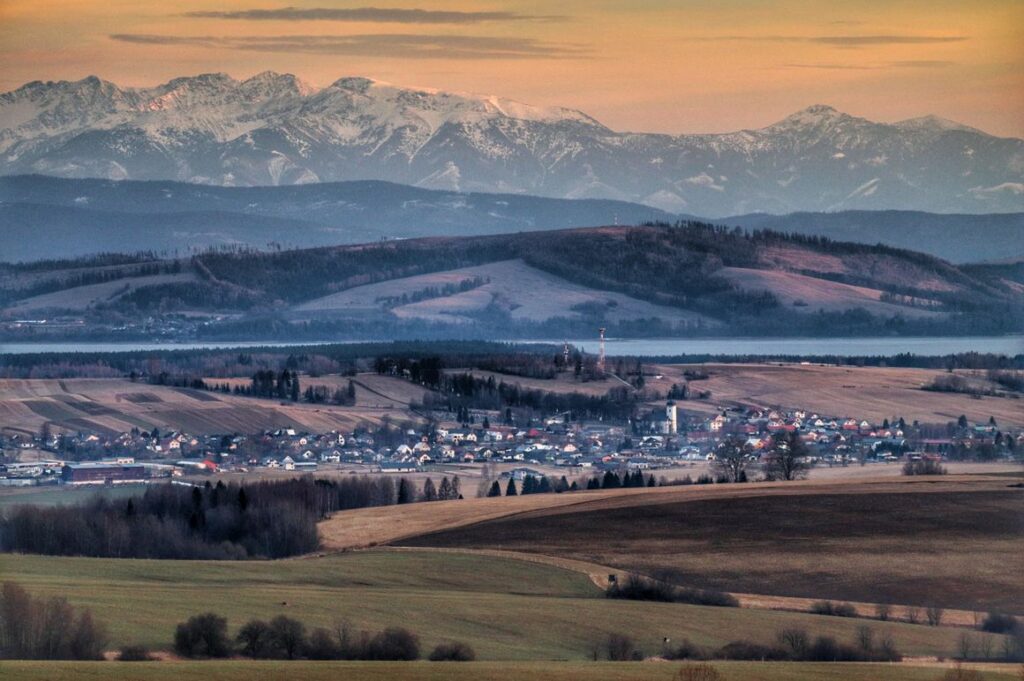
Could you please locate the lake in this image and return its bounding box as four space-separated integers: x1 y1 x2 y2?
1 335 1022 357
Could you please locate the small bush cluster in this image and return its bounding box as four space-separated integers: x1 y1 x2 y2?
809 600 858 618
903 459 948 476
662 625 901 663
606 574 739 608
173 612 471 662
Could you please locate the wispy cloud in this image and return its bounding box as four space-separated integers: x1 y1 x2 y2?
774 60 956 71
703 34 967 48
109 33 586 59
184 6 565 24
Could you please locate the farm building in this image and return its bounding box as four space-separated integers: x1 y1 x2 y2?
61 462 149 485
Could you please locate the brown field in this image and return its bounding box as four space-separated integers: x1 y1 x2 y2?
640 363 1024 425
336 475 1024 613
0 377 421 435
720 267 941 317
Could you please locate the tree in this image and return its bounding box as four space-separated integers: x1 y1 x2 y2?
712 436 750 483
174 613 230 658
438 477 452 500
236 619 272 658
397 478 414 504
487 481 502 497
765 431 811 481
421 478 438 502
505 479 518 496
269 615 306 660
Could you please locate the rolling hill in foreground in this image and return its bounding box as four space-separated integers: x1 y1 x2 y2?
2 223 1020 340
1 175 1022 263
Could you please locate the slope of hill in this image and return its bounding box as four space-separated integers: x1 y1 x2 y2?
2 176 1021 263
0 175 674 261
722 211 1024 264
1 73 1022 215
2 223 1018 340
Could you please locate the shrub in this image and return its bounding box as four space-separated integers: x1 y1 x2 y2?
675 662 722 681
607 574 737 608
428 641 476 661
606 633 641 661
368 627 420 661
304 627 341 660
980 612 1019 634
875 603 891 621
778 628 810 659
173 613 230 658
927 606 945 627
116 645 154 662
938 662 985 681
809 600 857 618
236 619 273 658
664 638 706 661
714 640 788 661
267 615 306 660
903 459 948 476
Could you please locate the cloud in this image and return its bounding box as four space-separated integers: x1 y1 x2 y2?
888 60 956 68
703 34 967 48
109 33 586 59
780 60 955 71
184 6 565 23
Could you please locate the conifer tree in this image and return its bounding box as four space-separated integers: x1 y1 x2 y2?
505 478 518 496
487 481 502 497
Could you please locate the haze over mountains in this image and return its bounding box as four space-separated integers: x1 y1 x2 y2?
2 175 1022 264
2 72 1022 216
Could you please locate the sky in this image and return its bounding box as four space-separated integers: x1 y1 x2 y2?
1 0 1022 137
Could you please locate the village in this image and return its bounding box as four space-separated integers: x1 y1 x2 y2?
2 396 1018 490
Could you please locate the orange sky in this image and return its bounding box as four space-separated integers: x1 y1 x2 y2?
1 0 1022 137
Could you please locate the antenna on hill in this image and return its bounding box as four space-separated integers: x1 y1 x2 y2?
597 327 606 374
562 340 570 367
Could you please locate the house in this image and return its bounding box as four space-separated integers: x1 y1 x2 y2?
281 456 296 471
62 462 149 486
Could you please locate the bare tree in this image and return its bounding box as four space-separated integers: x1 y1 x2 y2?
765 431 811 481
711 436 750 483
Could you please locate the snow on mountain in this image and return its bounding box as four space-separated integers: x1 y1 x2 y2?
1 74 1022 215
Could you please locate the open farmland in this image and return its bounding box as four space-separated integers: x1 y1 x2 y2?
1 547 1002 661
641 363 1024 425
396 477 1024 613
0 377 420 435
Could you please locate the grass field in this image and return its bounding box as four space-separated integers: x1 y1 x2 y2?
1 548 1000 661
392 477 1024 613
0 483 146 508
1 660 1020 681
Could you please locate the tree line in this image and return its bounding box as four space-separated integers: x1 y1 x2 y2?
0 476 419 560
0 582 107 660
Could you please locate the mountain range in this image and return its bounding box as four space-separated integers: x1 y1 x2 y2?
2 72 1022 216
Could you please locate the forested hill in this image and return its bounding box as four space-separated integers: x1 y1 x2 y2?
4 222 1017 340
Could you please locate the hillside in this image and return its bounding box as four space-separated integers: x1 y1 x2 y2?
2 73 1022 215
721 210 1024 264
1 223 1020 340
2 176 1021 263
0 175 674 261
